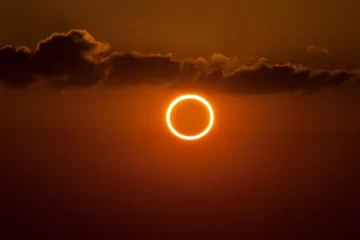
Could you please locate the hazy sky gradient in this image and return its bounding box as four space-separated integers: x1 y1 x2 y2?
1 1 360 238
1 0 360 68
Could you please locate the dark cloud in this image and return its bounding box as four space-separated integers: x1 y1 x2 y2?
0 30 111 89
220 63 355 94
0 29 359 94
171 61 358 95
0 45 34 88
33 29 111 88
105 52 180 86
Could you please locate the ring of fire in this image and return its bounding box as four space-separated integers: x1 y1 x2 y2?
166 94 214 140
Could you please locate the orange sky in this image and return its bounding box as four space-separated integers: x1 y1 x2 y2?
2 87 359 238
1 1 360 237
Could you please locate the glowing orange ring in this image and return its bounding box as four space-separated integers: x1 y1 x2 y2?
166 94 214 140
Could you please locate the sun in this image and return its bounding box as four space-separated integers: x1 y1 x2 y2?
166 94 214 140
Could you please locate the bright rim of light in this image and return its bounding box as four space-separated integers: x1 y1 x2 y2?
166 94 214 140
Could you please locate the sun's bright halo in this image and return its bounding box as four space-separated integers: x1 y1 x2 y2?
166 94 214 140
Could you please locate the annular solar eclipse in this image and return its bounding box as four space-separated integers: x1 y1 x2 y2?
166 94 214 140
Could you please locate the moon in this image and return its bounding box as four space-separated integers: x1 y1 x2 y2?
166 94 214 140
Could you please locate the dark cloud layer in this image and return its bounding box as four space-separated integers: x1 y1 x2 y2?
106 52 180 86
0 45 33 88
33 30 110 88
0 29 359 94
221 64 354 94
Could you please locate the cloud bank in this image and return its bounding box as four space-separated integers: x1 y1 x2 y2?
0 29 359 94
